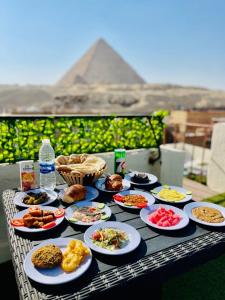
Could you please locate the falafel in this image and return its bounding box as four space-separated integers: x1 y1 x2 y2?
31 244 62 269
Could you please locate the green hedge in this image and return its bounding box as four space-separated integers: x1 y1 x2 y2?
0 111 167 163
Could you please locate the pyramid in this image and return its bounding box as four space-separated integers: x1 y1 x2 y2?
56 38 146 86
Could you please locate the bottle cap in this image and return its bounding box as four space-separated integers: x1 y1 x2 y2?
42 139 50 144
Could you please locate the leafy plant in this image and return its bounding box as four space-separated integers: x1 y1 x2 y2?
0 111 167 163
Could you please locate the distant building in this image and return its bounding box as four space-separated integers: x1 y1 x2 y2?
56 38 146 86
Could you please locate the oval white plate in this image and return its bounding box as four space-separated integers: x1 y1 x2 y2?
113 190 155 210
125 172 158 186
84 221 141 255
65 201 112 226
184 201 225 227
140 204 189 230
151 185 192 203
95 178 131 193
11 206 64 233
59 186 99 203
23 238 92 285
14 189 58 208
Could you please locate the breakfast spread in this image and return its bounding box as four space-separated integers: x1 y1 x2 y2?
62 184 86 204
105 174 123 191
22 191 49 205
113 194 148 208
148 207 181 227
192 206 225 223
91 228 128 250
61 240 90 273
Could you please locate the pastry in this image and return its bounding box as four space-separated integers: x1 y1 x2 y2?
105 174 123 191
63 184 86 203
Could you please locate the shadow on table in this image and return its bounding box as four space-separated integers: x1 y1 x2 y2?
147 221 197 237
91 238 147 266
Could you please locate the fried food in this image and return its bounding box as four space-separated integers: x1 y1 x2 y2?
192 206 225 223
32 244 63 269
61 240 90 273
22 207 56 228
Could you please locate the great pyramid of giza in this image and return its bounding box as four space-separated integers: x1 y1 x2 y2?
56 38 146 86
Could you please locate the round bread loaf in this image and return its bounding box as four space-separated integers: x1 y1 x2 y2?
63 184 86 203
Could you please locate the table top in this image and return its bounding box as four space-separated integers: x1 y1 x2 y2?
3 184 225 300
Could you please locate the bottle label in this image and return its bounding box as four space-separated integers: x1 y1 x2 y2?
40 163 55 174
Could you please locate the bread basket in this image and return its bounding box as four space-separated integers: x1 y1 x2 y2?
55 154 107 186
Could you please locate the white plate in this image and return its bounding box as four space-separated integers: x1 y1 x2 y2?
113 190 155 210
13 189 58 208
151 185 192 203
95 178 131 193
140 204 189 230
23 238 92 285
84 221 141 255
65 201 112 226
11 206 64 233
59 186 99 203
184 201 225 227
125 172 158 186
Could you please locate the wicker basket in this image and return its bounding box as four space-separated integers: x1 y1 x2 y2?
57 167 107 186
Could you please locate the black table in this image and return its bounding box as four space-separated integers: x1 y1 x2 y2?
2 183 225 300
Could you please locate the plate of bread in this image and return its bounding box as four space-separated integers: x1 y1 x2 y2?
55 154 106 186
95 174 131 193
59 184 99 204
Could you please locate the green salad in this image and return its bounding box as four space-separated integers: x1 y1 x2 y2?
91 228 128 251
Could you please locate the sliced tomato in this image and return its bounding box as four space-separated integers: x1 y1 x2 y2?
11 218 24 227
92 231 101 240
41 221 56 229
28 206 40 213
136 203 147 208
113 195 124 202
54 208 65 218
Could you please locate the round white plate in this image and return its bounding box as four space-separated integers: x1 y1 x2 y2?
184 201 225 227
59 186 99 203
125 172 158 186
11 206 64 233
65 201 112 226
151 185 192 203
13 189 58 208
113 190 155 210
95 178 131 193
140 204 189 230
23 238 92 285
84 221 141 255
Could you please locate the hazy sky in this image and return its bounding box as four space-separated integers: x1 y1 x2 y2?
0 0 225 89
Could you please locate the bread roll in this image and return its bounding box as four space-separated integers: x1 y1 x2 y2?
63 184 86 204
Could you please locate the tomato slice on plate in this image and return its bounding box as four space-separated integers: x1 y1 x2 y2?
54 208 65 218
113 195 124 202
41 221 56 229
11 218 24 227
136 203 148 208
